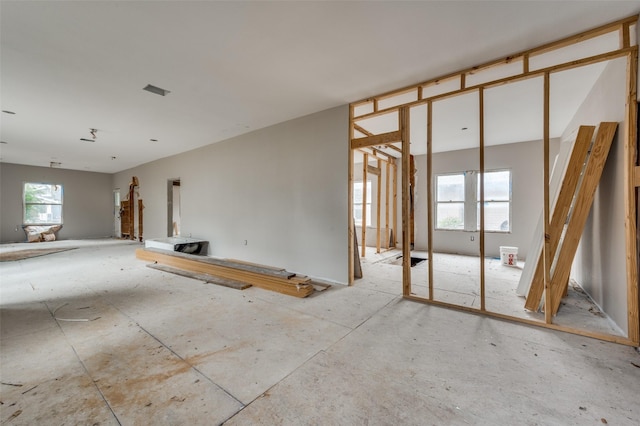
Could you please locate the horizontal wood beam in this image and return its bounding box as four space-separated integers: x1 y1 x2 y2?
367 165 381 176
405 294 636 346
353 46 635 122
351 131 402 149
352 15 637 115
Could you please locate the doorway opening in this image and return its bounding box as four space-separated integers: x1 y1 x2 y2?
167 179 181 237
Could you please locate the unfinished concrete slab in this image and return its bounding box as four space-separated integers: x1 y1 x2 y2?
1 239 639 424
227 298 640 425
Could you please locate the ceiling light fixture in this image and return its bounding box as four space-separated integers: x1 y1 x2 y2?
2 110 16 115
143 84 170 96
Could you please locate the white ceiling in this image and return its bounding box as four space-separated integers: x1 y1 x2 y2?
1 1 638 173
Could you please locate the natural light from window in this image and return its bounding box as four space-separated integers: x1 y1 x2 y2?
23 182 63 225
436 170 510 232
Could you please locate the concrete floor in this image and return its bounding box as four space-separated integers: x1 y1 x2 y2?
1 239 639 425
365 248 624 336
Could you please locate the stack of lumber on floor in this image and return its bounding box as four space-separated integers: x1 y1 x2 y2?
136 248 314 298
523 122 618 315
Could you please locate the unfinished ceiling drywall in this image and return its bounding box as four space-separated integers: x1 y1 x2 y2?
1 1 638 173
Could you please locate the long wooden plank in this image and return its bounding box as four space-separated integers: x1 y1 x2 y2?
361 153 368 258
427 101 434 299
350 131 402 150
353 48 635 123
385 161 390 249
136 249 313 297
479 88 486 311
147 264 251 290
392 160 398 247
400 107 411 296
405 294 636 347
543 73 552 324
348 104 355 285
624 50 639 344
376 159 382 253
547 122 618 315
225 258 285 272
524 125 595 311
367 165 381 176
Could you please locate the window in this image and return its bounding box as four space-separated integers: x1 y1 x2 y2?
436 174 465 230
353 181 371 227
23 182 63 225
478 170 511 232
435 170 511 232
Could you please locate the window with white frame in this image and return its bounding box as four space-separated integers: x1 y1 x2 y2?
353 181 371 227
435 173 465 230
435 170 511 232
23 182 63 225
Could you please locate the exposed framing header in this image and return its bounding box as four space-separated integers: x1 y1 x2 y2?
351 15 638 121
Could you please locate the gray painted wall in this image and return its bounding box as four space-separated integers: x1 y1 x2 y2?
0 163 114 242
566 57 628 334
113 106 349 284
411 139 560 260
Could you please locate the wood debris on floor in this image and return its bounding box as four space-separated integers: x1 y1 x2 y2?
136 248 318 297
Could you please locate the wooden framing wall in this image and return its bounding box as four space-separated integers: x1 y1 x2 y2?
347 15 639 345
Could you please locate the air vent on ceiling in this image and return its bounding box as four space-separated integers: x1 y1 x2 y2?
143 84 170 96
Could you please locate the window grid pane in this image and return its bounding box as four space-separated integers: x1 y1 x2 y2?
437 202 464 230
437 174 465 202
23 183 63 224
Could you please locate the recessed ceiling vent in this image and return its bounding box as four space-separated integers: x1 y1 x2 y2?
143 84 170 96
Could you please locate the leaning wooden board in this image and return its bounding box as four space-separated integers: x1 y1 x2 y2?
136 248 314 298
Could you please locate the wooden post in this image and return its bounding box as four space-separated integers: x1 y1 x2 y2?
385 161 390 249
392 161 398 247
624 49 639 343
138 199 144 242
376 159 382 253
361 153 368 258
410 155 416 249
427 101 434 300
348 105 355 285
543 72 552 324
401 107 411 296
479 88 486 311
620 22 631 49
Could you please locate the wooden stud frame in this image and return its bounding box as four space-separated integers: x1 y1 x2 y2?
348 15 639 345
